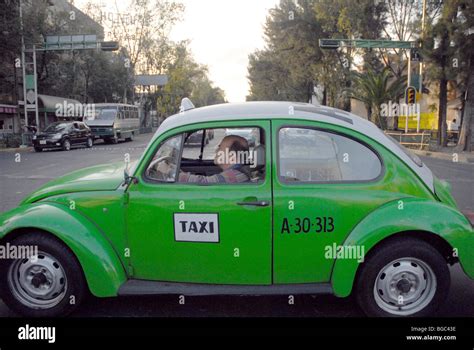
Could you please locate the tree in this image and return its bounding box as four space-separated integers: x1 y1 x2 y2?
0 0 21 105
423 0 464 146
454 1 474 151
156 43 224 118
247 49 294 101
379 0 442 78
247 0 324 102
84 0 184 74
345 68 406 129
246 0 388 108
456 69 473 151
314 0 387 109
191 76 226 108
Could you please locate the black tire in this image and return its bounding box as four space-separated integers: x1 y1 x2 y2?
86 137 93 148
125 132 134 142
34 147 42 152
62 139 71 151
104 137 118 144
355 237 450 317
0 232 87 317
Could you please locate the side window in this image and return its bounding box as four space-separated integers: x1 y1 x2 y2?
279 127 382 183
145 134 183 182
179 127 265 184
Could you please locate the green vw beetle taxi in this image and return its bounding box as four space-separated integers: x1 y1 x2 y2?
0 100 472 317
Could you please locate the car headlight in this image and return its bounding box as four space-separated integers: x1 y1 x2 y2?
32 135 37 140
51 134 62 140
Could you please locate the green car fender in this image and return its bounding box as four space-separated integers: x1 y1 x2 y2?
0 202 127 297
331 198 474 297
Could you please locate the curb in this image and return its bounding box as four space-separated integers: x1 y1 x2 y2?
412 149 474 164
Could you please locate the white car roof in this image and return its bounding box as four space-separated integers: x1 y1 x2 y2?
148 101 434 191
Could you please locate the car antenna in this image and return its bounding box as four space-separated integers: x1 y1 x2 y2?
180 98 195 112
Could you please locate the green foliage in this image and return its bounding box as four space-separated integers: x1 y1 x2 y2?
422 0 473 145
345 68 406 129
156 43 226 118
247 0 386 108
1 0 224 115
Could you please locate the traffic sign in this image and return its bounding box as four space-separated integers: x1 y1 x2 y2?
100 41 120 51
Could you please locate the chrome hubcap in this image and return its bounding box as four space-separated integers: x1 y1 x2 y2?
374 258 436 316
8 252 67 310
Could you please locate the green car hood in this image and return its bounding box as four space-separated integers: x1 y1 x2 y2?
21 162 126 205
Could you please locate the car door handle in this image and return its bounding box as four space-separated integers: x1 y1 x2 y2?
237 200 270 207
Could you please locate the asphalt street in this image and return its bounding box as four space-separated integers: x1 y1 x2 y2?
0 132 473 317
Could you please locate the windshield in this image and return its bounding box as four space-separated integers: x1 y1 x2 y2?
86 108 117 121
44 123 70 133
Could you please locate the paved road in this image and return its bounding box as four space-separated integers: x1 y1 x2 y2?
0 136 472 317
0 135 150 213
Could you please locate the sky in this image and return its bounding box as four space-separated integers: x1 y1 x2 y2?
74 0 280 102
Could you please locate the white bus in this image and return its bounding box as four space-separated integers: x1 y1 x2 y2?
84 103 140 143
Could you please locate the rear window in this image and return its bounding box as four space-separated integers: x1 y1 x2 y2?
278 127 382 183
386 135 423 167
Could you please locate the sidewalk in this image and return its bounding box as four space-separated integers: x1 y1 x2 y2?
0 145 33 153
412 149 474 164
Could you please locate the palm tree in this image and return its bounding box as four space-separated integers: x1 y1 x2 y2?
345 68 407 130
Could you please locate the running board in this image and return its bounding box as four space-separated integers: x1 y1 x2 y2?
118 280 333 296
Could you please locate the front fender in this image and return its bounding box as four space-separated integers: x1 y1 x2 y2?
331 198 474 297
0 202 127 297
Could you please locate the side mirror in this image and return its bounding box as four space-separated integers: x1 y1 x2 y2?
124 166 138 186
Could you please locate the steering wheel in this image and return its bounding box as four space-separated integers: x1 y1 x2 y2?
146 156 175 181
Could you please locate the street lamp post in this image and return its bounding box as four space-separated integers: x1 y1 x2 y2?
19 0 28 129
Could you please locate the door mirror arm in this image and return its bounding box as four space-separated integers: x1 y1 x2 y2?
124 168 139 186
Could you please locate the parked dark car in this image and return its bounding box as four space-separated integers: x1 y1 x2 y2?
32 121 93 152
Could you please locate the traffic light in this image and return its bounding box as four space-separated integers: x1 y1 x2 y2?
405 86 416 104
410 48 421 62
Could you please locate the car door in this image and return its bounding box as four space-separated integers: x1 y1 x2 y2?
69 123 81 145
126 120 272 285
271 120 398 284
78 123 88 143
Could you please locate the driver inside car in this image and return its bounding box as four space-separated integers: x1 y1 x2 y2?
155 135 251 184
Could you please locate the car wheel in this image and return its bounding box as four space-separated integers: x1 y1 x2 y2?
125 132 134 142
62 139 71 151
0 232 87 317
34 147 42 152
86 137 93 148
355 237 449 317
